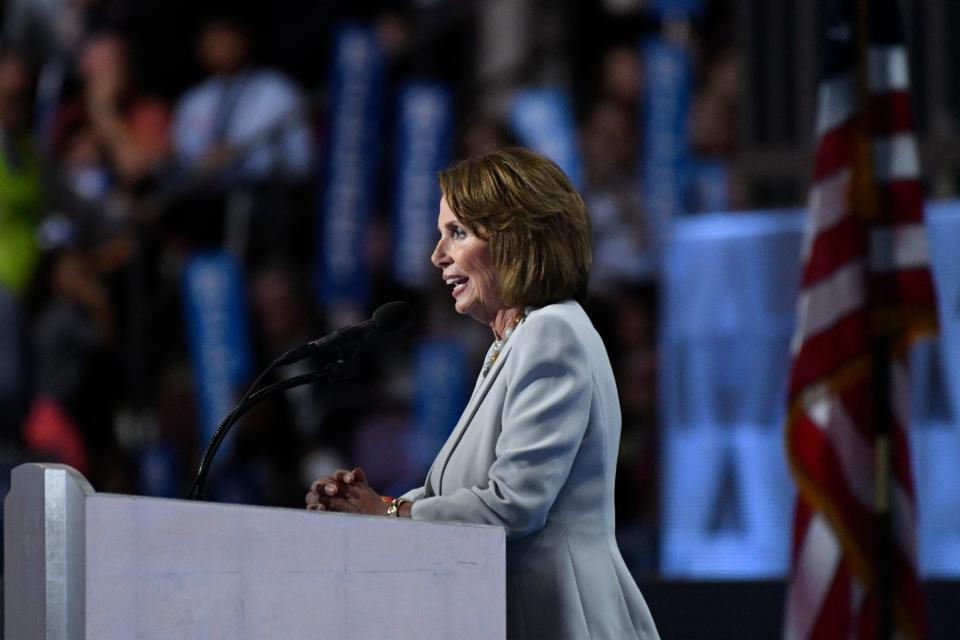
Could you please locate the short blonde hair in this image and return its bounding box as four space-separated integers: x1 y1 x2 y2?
438 147 591 308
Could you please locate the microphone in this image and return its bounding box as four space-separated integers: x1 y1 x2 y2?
274 301 415 366
185 300 415 500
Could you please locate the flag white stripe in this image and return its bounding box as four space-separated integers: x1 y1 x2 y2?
869 224 930 272
873 134 920 182
814 47 909 138
806 395 875 509
802 169 852 262
800 371 921 564
868 46 910 93
792 261 866 355
816 72 856 137
785 513 841 640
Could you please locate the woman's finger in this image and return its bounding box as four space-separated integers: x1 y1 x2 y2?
310 477 334 495
311 477 349 496
325 496 360 513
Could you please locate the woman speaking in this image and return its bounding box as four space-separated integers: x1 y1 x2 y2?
306 147 659 639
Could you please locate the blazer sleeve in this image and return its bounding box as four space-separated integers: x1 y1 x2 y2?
399 486 426 501
410 312 592 540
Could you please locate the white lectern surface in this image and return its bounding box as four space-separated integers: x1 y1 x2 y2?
5 463 506 639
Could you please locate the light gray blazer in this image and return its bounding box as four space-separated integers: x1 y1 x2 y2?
403 300 659 639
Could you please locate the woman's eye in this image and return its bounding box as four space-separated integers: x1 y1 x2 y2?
453 227 467 239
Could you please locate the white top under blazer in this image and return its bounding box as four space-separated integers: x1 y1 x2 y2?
402 300 660 639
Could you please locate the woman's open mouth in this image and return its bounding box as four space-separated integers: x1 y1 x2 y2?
446 276 469 297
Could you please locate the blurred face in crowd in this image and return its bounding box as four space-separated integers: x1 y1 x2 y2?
80 33 130 89
0 56 32 131
431 196 504 326
198 22 250 75
583 100 636 185
601 46 643 105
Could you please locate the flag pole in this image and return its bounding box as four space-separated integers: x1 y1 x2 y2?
871 339 894 640
853 0 893 636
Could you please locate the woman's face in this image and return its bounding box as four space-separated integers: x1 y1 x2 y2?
431 196 504 325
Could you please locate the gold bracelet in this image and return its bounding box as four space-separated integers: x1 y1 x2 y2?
386 496 408 518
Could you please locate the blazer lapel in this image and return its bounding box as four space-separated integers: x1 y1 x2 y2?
424 335 519 495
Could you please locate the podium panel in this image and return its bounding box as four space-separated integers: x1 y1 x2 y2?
5 464 505 639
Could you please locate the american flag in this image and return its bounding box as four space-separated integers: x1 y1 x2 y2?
783 0 937 638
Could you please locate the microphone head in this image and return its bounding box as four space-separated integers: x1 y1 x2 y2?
372 301 415 333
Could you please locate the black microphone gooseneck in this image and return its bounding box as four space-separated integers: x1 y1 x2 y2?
273 301 414 365
186 301 414 500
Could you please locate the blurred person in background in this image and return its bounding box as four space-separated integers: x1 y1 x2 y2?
578 90 662 573
44 31 171 447
168 11 314 262
0 52 44 297
600 44 644 111
581 97 657 291
249 263 323 442
43 29 172 204
0 52 43 435
307 147 660 640
688 49 745 211
21 215 132 492
77 31 171 191
171 12 313 185
459 115 515 159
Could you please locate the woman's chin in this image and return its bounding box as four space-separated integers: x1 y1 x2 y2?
454 298 482 322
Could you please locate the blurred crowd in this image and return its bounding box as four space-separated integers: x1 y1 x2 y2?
0 0 739 574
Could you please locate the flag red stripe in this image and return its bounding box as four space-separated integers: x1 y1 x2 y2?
791 497 814 565
789 308 870 396
789 414 877 558
869 269 937 308
812 92 919 183
869 91 917 136
878 180 925 223
789 4 930 637
801 181 924 289
894 550 929 637
858 592 879 639
813 119 856 181
802 214 865 287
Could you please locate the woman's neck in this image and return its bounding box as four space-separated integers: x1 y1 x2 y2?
489 306 524 340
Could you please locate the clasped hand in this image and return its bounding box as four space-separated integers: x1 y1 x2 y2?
305 467 387 515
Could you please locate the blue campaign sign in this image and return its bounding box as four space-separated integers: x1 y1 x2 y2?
412 340 470 470
914 201 960 576
392 82 454 289
318 25 386 306
926 201 960 421
659 210 804 578
641 37 693 223
509 87 584 189
182 252 254 453
657 202 960 579
647 0 704 19
690 159 731 214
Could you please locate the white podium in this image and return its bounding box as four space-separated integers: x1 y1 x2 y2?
4 463 505 639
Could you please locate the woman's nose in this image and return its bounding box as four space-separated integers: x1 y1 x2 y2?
431 240 449 268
